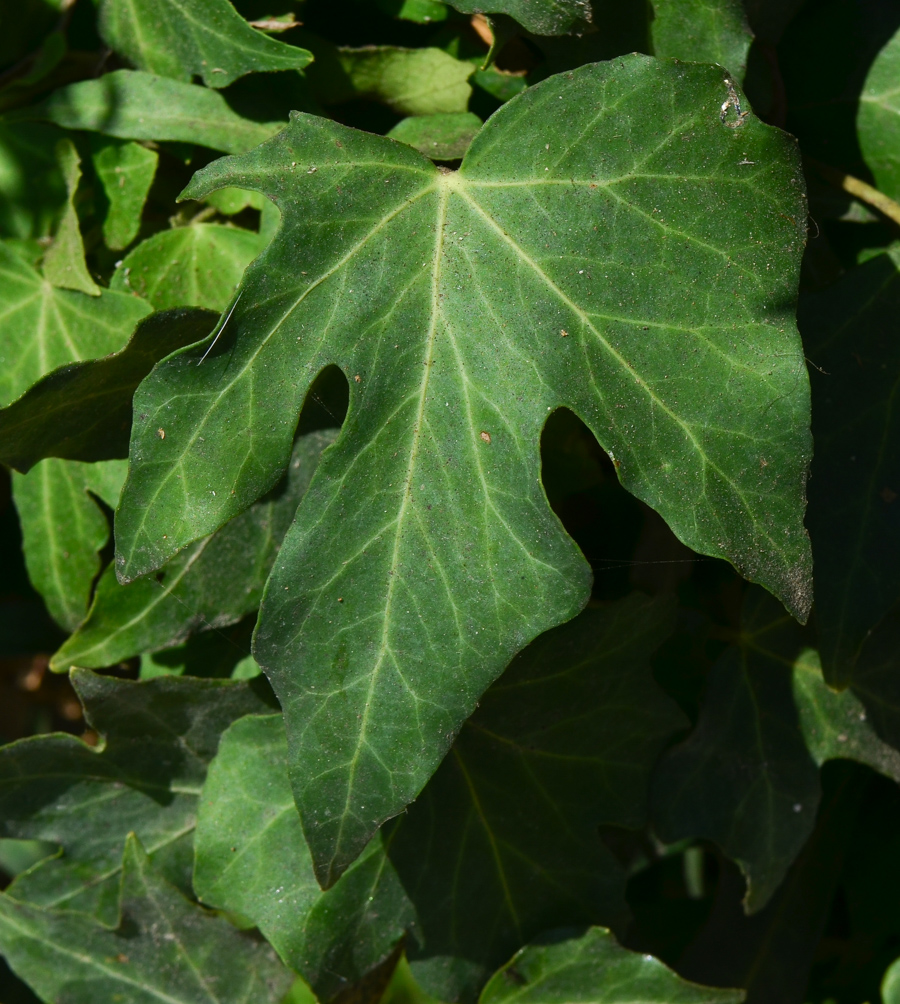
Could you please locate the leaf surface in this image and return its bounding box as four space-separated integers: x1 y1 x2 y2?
0 308 216 472
111 222 267 310
859 25 900 199
91 137 159 251
0 240 151 409
801 248 900 684
12 459 126 631
98 0 312 89
445 0 592 35
478 927 742 1004
27 69 282 153
0 834 293 1004
337 47 473 115
116 57 812 883
652 587 900 912
387 112 482 161
52 431 336 671
0 122 67 239
41 138 100 296
0 669 276 921
650 0 752 79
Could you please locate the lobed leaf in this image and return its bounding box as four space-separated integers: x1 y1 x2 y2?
97 0 312 89
116 56 812 884
0 308 217 472
52 431 337 672
0 669 277 921
0 834 293 1004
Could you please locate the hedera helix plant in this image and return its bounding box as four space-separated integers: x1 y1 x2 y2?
1 0 900 1001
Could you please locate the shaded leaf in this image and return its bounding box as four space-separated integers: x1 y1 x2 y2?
0 834 293 1004
0 122 66 239
51 431 337 672
337 47 473 115
652 588 900 913
203 186 266 215
445 0 592 36
41 138 99 295
802 247 900 684
0 669 276 921
91 137 159 251
98 0 312 89
194 713 417 1002
885 954 900 1003
110 222 267 311
0 308 216 472
0 240 151 409
650 0 753 80
388 112 482 161
11 459 126 632
26 69 282 153
479 927 742 1004
376 0 450 24
116 57 812 884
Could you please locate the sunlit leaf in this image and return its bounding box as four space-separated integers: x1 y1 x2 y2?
41 138 99 295
91 137 158 251
650 0 753 79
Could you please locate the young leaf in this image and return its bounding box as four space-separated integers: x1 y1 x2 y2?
650 0 753 80
40 138 100 296
194 713 417 1002
445 0 592 36
0 240 152 409
91 137 159 251
12 459 126 631
98 0 312 89
479 927 742 1004
116 57 812 884
110 222 267 311
801 248 900 685
652 587 900 913
193 595 684 1001
28 69 282 153
387 112 482 161
51 431 337 672
0 669 276 922
0 308 217 472
0 834 294 1004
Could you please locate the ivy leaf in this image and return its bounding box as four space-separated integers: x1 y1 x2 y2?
98 0 312 89
801 248 900 685
0 669 276 922
444 0 592 35
116 57 812 884
91 137 159 251
0 308 216 472
387 112 482 161
859 25 900 199
110 222 268 311
26 69 282 153
194 713 417 1002
41 137 100 296
0 834 293 1004
51 431 337 672
193 594 683 1000
0 241 152 410
650 0 753 80
652 588 900 913
12 459 126 632
479 927 742 1004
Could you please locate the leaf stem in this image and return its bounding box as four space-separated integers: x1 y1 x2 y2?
808 158 900 228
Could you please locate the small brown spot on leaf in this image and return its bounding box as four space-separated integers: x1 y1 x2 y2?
354 375 361 383
157 428 165 439
560 329 568 337
480 431 491 444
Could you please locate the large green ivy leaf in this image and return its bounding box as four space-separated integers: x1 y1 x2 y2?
39 138 99 295
652 588 900 912
650 0 753 79
0 308 216 472
98 0 312 89
0 834 293 1004
52 431 336 671
193 594 684 1000
25 69 282 153
445 0 592 35
0 669 276 922
116 56 812 884
194 713 417 1002
110 222 267 311
801 248 900 685
0 240 151 409
12 459 126 631
479 927 742 1004
91 137 159 251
